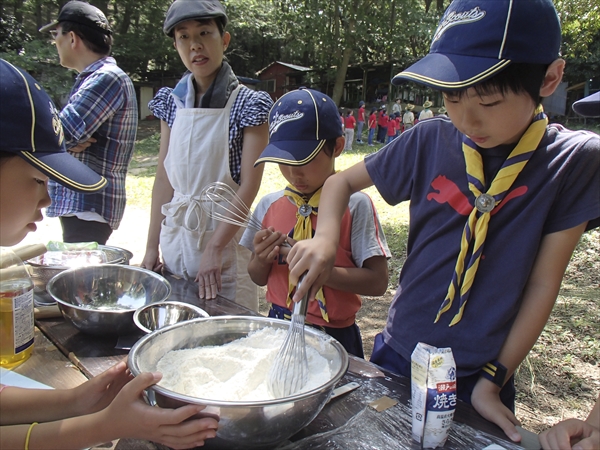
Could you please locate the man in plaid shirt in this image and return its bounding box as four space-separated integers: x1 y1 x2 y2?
40 1 138 244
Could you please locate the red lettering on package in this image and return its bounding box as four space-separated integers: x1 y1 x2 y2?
436 381 456 393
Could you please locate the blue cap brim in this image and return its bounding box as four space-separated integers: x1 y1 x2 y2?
19 151 107 193
254 140 325 167
392 52 512 90
572 92 600 118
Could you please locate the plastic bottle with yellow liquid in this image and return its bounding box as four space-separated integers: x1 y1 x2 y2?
0 247 35 368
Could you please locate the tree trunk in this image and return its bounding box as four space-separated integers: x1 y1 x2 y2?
119 2 133 35
94 0 109 16
34 0 42 30
12 0 24 23
331 45 353 105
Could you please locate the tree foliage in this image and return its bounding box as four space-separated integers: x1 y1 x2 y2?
0 0 598 105
555 0 600 84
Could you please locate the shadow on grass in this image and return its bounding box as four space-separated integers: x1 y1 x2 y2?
380 222 409 288
342 141 388 157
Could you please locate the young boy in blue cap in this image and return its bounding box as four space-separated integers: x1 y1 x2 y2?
240 88 391 357
287 0 599 443
0 59 218 449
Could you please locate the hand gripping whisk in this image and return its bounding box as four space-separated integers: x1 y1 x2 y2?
268 276 310 398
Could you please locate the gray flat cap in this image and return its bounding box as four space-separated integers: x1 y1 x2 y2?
163 0 228 37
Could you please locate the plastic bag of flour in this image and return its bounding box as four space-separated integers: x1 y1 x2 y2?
411 342 457 448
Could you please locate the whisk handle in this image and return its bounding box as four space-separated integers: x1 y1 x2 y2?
293 274 309 317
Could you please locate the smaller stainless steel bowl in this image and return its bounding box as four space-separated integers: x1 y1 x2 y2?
134 301 209 334
47 265 171 336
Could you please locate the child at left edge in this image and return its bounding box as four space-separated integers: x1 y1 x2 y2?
240 87 391 357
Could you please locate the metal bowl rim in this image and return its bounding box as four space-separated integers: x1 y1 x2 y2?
47 264 172 314
27 245 133 269
128 315 349 406
133 301 209 334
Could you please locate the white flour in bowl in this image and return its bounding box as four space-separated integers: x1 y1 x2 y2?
156 327 333 401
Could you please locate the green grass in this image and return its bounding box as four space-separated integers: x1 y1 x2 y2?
565 121 600 135
127 133 411 286
126 129 597 295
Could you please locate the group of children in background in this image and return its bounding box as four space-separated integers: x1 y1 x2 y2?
1 0 599 449
346 100 448 147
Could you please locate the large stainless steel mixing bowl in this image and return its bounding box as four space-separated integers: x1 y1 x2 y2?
128 316 349 450
47 265 171 336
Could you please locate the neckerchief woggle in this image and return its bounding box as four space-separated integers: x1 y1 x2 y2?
435 106 548 326
283 185 329 322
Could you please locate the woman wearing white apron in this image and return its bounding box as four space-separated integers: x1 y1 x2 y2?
141 0 272 310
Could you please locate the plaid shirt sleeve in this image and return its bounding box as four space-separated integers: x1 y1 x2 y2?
60 70 125 148
149 86 272 184
148 87 176 127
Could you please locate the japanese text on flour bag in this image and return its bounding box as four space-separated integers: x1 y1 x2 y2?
411 342 456 448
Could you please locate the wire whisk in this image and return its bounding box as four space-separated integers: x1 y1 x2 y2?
268 276 310 398
200 181 265 232
200 181 290 248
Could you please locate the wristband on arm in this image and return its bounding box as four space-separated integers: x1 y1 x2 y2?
480 360 508 387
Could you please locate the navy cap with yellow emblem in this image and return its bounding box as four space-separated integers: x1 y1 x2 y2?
255 88 342 167
392 0 561 90
0 59 106 193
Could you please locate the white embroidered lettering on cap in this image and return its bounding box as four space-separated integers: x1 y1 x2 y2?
269 111 304 136
432 7 486 43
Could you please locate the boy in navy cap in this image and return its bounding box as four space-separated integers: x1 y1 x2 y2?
0 59 218 449
287 0 599 443
240 88 390 357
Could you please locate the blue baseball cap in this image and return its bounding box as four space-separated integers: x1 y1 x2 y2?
255 88 343 167
392 0 561 90
572 92 600 118
0 60 107 193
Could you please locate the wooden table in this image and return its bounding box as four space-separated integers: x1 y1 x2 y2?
13 328 88 389
13 274 531 450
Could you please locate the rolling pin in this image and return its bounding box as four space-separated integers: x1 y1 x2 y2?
0 243 47 269
34 304 63 319
0 244 47 279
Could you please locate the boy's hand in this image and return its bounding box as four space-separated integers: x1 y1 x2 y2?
72 361 132 416
471 377 522 443
539 418 600 450
287 236 337 302
252 227 288 266
100 371 218 449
